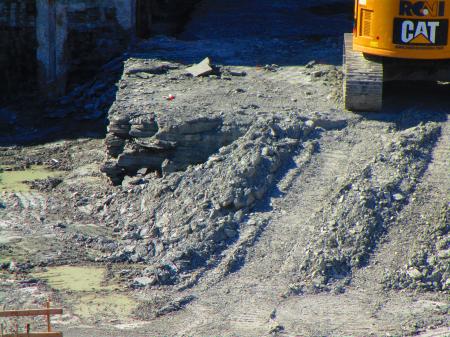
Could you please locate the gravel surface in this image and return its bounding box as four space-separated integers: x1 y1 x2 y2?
0 0 448 336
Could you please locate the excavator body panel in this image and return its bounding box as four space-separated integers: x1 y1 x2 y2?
343 0 450 111
353 0 450 59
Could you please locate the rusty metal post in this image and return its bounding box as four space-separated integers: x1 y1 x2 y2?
46 302 51 332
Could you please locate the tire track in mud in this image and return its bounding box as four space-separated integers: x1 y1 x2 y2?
290 121 441 287
169 115 446 337
172 120 386 335
4 191 49 227
278 146 353 276
360 117 449 291
215 144 355 334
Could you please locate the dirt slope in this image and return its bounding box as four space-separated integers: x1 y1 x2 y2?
0 1 448 336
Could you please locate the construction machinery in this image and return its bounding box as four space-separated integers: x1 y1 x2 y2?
344 0 450 111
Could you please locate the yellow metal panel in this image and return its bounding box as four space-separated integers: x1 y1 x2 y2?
353 0 450 59
361 9 373 37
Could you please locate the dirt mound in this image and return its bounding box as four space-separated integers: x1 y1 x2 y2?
1 0 448 335
290 123 446 292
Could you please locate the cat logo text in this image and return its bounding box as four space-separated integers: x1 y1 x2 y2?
394 18 448 45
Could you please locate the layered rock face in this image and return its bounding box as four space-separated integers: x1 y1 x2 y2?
102 58 253 184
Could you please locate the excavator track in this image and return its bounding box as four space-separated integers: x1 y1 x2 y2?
343 33 383 112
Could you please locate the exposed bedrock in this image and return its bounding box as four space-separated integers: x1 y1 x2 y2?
102 58 256 184
103 116 316 287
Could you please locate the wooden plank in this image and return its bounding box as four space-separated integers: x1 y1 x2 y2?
1 333 62 337
0 309 63 318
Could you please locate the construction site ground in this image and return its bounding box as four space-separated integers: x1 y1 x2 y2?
0 1 449 336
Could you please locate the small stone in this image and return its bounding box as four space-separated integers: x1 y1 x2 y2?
268 323 284 333
136 168 149 176
392 193 405 201
224 228 238 239
312 70 323 78
8 261 17 273
247 219 257 226
234 210 245 222
305 60 316 68
228 70 247 77
305 120 315 128
262 147 272 156
437 249 450 259
443 278 450 290
132 276 157 288
185 57 213 77
407 268 422 280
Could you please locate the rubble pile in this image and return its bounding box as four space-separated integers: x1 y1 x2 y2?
384 202 449 291
102 116 316 287
291 123 444 291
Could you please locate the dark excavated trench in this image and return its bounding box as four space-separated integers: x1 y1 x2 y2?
0 0 204 146
0 0 201 105
308 1 353 18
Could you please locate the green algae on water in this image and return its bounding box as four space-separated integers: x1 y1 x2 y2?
74 294 135 320
0 165 63 192
33 266 136 321
33 266 116 292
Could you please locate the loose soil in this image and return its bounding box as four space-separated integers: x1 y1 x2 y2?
0 0 448 336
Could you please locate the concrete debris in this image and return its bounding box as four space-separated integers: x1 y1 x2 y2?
185 57 214 77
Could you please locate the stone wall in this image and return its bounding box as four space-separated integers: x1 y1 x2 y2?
0 0 37 102
63 1 136 88
0 0 201 102
36 0 136 95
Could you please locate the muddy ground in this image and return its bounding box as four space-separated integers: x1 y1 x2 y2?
0 0 449 336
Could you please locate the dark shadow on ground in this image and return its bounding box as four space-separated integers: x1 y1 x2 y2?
131 0 353 67
0 57 125 146
1 0 353 146
360 81 449 127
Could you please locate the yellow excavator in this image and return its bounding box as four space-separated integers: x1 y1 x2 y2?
344 0 450 111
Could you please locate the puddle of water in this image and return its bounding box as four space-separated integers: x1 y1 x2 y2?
33 266 136 321
0 165 63 192
74 294 136 320
33 266 116 292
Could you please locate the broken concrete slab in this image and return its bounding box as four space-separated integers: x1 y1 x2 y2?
185 57 213 77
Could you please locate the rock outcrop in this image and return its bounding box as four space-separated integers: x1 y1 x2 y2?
102 58 255 184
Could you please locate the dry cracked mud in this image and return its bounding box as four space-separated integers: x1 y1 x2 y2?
0 0 449 336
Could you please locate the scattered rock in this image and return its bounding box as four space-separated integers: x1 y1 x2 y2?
132 276 157 288
407 268 423 280
185 57 213 77
392 193 405 201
